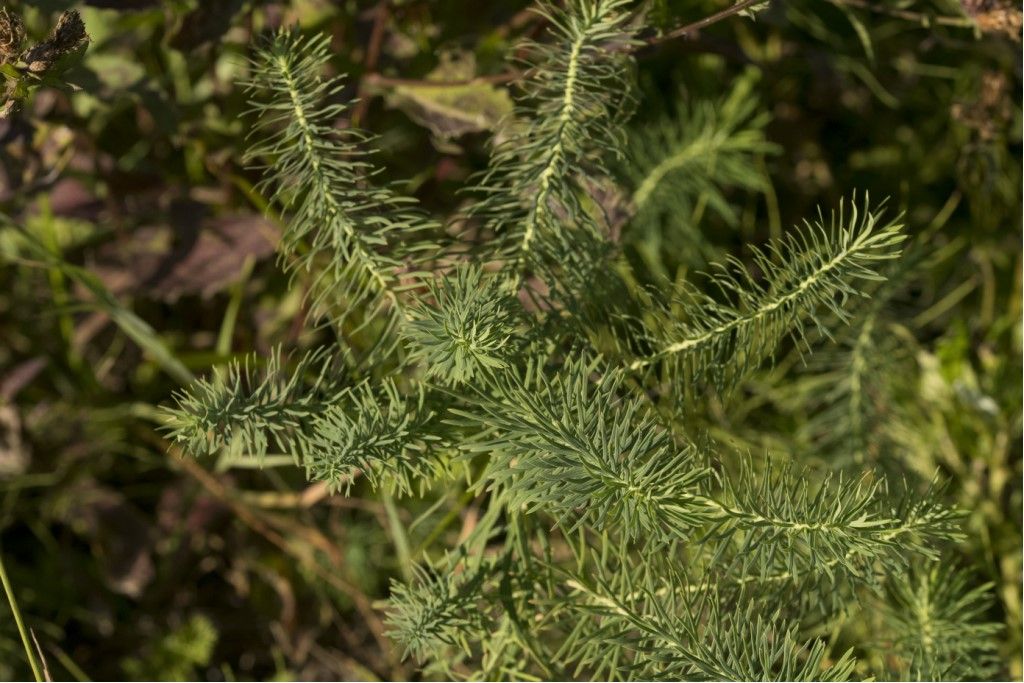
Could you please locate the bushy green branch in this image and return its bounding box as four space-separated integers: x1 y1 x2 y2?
469 0 637 275
621 69 778 274
243 30 438 347
704 463 964 578
164 348 343 459
632 195 905 394
404 264 523 385
559 550 858 681
158 6 1003 679
797 309 895 464
876 563 1002 680
452 352 961 574
306 379 447 495
385 557 494 663
454 355 714 541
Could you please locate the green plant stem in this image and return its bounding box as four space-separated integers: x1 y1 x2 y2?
216 256 254 357
382 491 413 583
412 489 477 558
49 644 90 682
0 552 44 682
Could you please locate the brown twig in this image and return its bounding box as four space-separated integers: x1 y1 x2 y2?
29 630 51 682
360 0 770 93
351 1 391 127
646 0 769 44
363 3 389 72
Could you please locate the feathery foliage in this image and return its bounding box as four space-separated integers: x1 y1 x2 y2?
455 355 714 541
621 69 778 275
385 557 495 663
306 379 446 495
404 265 522 385
165 348 343 460
565 574 859 681
632 195 905 394
706 463 963 578
243 31 437 350
876 563 1002 680
159 3 1007 679
468 0 637 275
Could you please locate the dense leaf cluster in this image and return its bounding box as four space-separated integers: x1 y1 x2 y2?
165 2 1006 679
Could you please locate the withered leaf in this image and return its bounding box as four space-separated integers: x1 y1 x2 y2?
384 51 514 140
91 213 279 302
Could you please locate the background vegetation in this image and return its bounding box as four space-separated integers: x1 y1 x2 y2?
0 0 1019 679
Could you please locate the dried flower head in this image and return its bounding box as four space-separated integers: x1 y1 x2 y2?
24 9 89 74
51 9 88 51
0 7 25 64
962 0 1022 41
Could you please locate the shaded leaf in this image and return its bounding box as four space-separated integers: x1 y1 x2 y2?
385 52 514 139
91 213 279 301
169 0 246 50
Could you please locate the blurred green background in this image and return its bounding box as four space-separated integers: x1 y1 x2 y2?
0 0 1019 679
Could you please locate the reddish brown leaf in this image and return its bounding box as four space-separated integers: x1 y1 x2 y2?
90 213 279 302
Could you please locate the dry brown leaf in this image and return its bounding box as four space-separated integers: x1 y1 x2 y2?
90 213 279 302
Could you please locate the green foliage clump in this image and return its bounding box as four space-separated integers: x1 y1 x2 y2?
0 0 1016 679
469 0 638 275
404 265 522 384
242 30 438 346
876 564 1002 680
620 69 777 275
121 614 218 681
632 196 905 394
166 347 344 460
161 2 1009 679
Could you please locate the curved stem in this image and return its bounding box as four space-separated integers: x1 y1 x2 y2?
0 552 44 682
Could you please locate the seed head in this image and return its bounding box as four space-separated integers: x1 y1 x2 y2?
0 7 25 64
24 9 89 74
